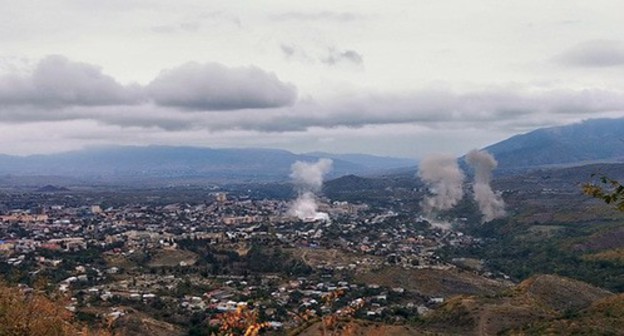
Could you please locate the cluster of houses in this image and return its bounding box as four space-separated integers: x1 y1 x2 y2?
0 190 488 330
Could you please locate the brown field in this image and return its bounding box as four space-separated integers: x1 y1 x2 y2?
424 274 613 336
295 319 432 336
512 293 624 335
582 248 624 263
147 249 198 268
288 247 382 273
355 266 511 297
104 253 139 270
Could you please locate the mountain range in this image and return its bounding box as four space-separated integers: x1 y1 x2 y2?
0 117 623 186
485 117 624 171
0 146 416 186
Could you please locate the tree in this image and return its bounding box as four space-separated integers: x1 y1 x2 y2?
583 175 624 211
214 305 271 336
0 281 115 336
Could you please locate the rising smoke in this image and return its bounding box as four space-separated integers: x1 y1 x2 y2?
289 158 333 221
418 154 465 215
465 149 506 222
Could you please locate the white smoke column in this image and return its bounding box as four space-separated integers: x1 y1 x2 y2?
289 158 333 220
465 149 506 222
418 154 465 215
290 192 330 221
290 158 333 193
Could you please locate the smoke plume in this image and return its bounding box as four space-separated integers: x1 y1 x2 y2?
418 154 465 215
465 149 506 222
289 192 330 221
289 158 333 221
290 158 333 193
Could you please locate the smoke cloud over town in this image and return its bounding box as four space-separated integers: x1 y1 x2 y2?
288 158 333 221
417 154 465 215
465 149 506 222
417 150 506 225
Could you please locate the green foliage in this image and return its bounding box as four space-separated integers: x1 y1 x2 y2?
246 244 312 276
583 175 624 211
440 219 624 292
176 239 312 276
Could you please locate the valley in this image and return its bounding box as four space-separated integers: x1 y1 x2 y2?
1 158 624 335
1 119 624 335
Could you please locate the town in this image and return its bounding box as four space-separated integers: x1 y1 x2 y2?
0 186 503 335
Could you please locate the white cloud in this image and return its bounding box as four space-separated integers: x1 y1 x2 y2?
199 87 624 133
146 62 297 110
0 55 143 107
1 63 624 139
0 56 297 112
2 1 624 155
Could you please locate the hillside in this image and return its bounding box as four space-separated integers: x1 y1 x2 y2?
355 266 512 298
445 163 624 292
423 274 613 335
515 293 624 335
293 274 618 335
323 173 422 207
0 281 112 336
322 162 624 293
484 117 624 171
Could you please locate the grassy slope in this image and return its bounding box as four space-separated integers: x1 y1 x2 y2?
423 274 613 335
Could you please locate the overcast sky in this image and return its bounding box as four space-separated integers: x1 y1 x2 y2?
1 0 624 158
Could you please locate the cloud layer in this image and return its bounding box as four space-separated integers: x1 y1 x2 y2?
0 55 142 107
1 55 624 155
0 56 297 111
147 62 297 110
558 40 624 67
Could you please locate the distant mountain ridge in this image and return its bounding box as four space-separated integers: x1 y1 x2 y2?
0 146 415 186
2 117 623 186
305 152 416 171
484 117 624 171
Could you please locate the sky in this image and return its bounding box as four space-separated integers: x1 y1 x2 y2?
1 0 624 158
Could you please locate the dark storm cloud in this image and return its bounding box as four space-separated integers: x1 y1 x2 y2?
558 40 624 67
0 55 143 107
146 62 297 110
